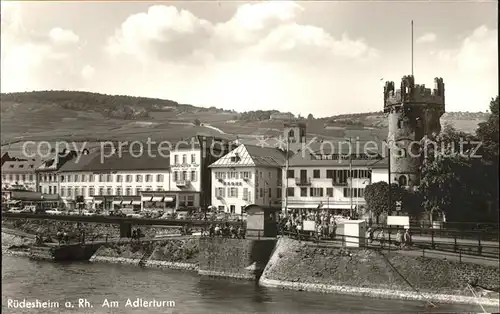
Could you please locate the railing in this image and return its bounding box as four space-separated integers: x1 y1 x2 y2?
295 177 311 186
371 223 499 242
276 224 499 259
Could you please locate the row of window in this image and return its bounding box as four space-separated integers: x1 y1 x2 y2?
215 187 282 199
173 154 197 165
286 187 365 198
311 154 380 160
59 174 166 183
59 186 165 197
2 174 35 182
287 169 372 181
214 171 253 180
173 171 198 182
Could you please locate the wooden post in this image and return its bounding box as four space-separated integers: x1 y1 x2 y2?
388 230 391 252
431 229 435 250
454 234 457 253
478 232 482 255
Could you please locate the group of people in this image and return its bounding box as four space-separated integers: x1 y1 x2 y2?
366 228 412 248
206 223 245 239
278 209 339 240
131 228 144 240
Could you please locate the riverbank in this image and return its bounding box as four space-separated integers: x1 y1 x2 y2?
89 238 200 271
3 221 499 306
259 238 500 306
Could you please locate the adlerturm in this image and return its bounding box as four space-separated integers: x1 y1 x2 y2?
384 75 445 188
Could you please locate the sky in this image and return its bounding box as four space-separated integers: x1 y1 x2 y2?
0 1 497 117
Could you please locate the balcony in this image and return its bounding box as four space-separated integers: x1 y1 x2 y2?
295 177 311 186
217 178 224 183
277 180 282 187
331 179 348 186
216 195 224 200
176 180 190 187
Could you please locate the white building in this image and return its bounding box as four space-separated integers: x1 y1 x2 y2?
209 144 285 214
169 135 233 210
57 150 171 209
1 158 40 191
284 142 388 215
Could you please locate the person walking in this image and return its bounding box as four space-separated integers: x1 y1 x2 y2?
395 229 403 248
378 230 385 247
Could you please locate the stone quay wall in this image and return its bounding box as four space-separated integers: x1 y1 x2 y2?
198 238 277 280
260 238 500 306
90 238 200 271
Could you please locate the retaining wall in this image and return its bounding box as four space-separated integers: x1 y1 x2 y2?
90 238 200 271
260 238 500 306
198 238 276 280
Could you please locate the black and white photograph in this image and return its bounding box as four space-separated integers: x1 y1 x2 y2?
1 1 498 313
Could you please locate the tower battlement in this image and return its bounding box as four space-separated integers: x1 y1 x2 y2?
384 75 445 112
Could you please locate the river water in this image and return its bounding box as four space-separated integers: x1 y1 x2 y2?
3 254 498 314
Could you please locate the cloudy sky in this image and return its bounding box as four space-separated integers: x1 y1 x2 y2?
1 1 497 117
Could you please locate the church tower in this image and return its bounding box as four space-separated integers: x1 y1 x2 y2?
283 122 306 152
384 75 445 188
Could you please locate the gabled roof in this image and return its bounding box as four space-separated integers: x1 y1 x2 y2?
1 159 42 173
209 144 285 168
288 140 386 167
58 149 170 172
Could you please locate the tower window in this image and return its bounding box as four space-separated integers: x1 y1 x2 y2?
399 148 407 158
398 175 408 187
397 119 403 129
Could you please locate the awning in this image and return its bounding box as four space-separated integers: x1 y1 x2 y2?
151 196 163 202
112 200 122 205
94 200 103 204
164 197 174 202
141 197 153 202
6 200 21 204
322 204 358 210
288 204 319 209
288 204 357 210
131 201 141 205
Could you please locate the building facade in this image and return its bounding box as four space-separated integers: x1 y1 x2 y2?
1 159 40 191
209 144 285 214
57 150 172 209
169 135 234 210
283 144 388 215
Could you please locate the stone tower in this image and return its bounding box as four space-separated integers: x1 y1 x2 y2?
384 75 445 188
283 122 307 152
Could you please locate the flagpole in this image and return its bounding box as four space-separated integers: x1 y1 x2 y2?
411 20 414 76
285 132 289 218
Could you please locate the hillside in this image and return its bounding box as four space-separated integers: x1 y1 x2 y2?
0 91 488 148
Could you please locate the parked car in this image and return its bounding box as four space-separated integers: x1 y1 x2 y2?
46 208 65 215
21 205 36 213
82 210 96 216
7 207 23 213
126 213 143 218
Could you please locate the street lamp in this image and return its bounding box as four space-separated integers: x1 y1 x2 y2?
383 140 393 215
344 137 355 218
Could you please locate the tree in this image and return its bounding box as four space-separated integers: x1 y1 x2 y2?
193 119 201 126
476 96 499 162
420 112 499 225
364 181 404 223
